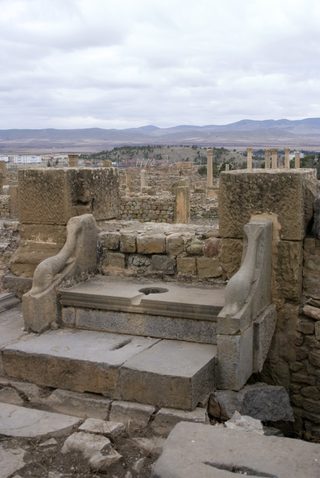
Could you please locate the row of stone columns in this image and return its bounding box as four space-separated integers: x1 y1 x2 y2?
247 148 300 170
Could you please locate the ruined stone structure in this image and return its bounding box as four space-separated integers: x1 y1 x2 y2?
2 156 320 444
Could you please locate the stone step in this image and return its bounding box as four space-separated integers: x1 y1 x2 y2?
59 276 224 344
2 327 217 411
0 292 20 313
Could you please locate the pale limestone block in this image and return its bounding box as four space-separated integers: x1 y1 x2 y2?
166 233 185 256
253 304 276 373
219 169 317 241
18 167 120 224
0 387 24 406
90 449 123 471
137 234 166 254
79 418 125 438
61 432 112 458
303 305 320 321
151 407 209 437
120 232 137 253
151 255 176 274
276 240 303 301
61 307 75 327
46 389 111 420
109 401 155 433
221 238 243 279
104 251 126 269
177 257 196 275
101 231 120 250
196 257 221 278
217 326 253 391
0 445 26 478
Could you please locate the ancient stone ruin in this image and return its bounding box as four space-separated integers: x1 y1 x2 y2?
1 155 320 476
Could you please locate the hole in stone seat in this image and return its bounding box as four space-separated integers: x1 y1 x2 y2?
138 287 169 295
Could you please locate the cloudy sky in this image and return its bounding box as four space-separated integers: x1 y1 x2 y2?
1 0 320 130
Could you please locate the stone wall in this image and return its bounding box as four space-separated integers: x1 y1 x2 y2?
0 195 10 217
0 220 19 293
120 194 174 223
219 169 320 437
99 227 224 281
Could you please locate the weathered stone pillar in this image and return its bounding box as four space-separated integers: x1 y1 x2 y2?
225 164 230 172
174 180 190 224
125 172 131 190
284 148 291 169
68 154 78 167
141 169 146 190
247 148 253 170
103 160 112 167
271 149 278 169
0 161 7 186
264 149 271 169
207 148 213 188
295 152 300 168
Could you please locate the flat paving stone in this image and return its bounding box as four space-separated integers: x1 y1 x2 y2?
0 306 26 348
3 328 159 395
120 340 217 410
0 444 26 478
0 403 82 438
152 422 320 478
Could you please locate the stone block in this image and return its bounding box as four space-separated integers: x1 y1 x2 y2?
186 238 203 256
18 167 120 224
217 326 253 391
137 234 166 254
276 240 303 300
101 231 120 250
78 418 126 438
253 304 276 373
303 305 320 321
204 237 221 257
152 422 320 478
109 401 155 433
119 340 216 410
297 319 315 335
61 431 112 457
151 407 209 437
151 255 176 274
166 233 184 256
103 252 126 269
219 169 317 240
120 232 136 253
8 185 19 219
197 257 221 278
46 389 112 420
221 238 243 278
315 321 320 340
209 383 293 422
177 257 196 275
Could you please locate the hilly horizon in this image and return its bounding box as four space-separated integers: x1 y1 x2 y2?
1 118 320 154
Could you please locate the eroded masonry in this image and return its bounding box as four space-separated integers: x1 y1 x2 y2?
1 153 320 476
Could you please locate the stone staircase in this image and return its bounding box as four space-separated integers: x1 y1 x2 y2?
2 277 224 411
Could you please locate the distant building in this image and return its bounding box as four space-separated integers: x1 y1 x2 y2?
0 156 9 162
13 156 42 164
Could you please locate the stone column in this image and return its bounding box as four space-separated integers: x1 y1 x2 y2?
141 169 146 190
174 184 190 224
225 164 230 172
264 150 271 169
206 148 213 188
284 148 290 169
271 149 278 169
295 152 300 168
247 148 253 170
125 172 131 191
68 154 78 167
0 161 7 186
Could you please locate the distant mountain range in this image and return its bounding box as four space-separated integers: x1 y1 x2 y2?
1 118 320 154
